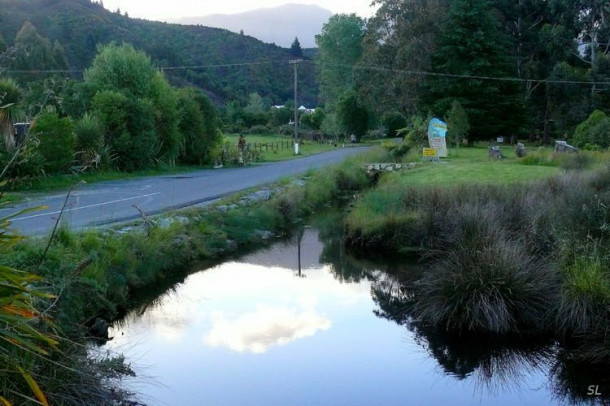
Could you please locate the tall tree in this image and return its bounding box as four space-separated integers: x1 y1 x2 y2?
421 0 525 142
84 42 156 99
315 14 365 109
11 21 68 85
176 87 222 165
84 43 181 169
446 99 469 155
336 91 369 140
361 0 450 115
497 0 582 140
290 37 303 57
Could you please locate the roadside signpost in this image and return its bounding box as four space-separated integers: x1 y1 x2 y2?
427 118 448 158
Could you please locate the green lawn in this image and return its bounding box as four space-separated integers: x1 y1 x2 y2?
394 145 588 186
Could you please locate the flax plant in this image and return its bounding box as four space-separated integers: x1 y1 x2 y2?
0 190 58 405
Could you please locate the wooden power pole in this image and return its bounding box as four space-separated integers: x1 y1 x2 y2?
289 59 302 155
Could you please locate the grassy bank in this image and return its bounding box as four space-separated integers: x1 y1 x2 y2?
0 146 382 405
344 147 610 361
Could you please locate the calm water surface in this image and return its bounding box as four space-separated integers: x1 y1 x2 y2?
105 228 588 406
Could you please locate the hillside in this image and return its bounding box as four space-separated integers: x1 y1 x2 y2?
0 0 318 106
174 4 332 48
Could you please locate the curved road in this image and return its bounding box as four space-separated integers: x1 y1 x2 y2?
2 147 369 236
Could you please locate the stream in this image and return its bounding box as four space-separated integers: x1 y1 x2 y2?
104 215 607 406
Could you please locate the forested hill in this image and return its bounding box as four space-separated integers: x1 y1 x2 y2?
0 0 318 105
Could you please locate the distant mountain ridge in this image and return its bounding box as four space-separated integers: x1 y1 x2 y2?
0 0 318 105
174 4 332 48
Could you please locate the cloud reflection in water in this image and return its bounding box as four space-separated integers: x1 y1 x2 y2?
205 305 331 353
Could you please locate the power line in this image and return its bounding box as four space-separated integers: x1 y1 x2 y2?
315 61 610 87
159 61 276 71
5 57 610 87
3 60 279 75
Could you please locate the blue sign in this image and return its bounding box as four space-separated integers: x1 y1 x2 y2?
427 118 448 157
427 118 447 138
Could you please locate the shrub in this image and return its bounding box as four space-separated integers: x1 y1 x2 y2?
32 110 75 173
74 112 104 169
401 115 429 149
573 110 610 149
517 148 555 166
246 124 270 134
93 90 158 171
382 111 407 137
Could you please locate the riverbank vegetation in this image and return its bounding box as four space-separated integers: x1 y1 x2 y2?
345 147 610 363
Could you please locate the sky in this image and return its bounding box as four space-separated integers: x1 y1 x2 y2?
99 1 378 22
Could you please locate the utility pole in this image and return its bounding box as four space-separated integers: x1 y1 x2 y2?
289 59 302 155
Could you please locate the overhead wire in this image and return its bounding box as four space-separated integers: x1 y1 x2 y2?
5 57 610 87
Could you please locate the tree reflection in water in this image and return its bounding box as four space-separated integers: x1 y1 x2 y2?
308 211 610 405
370 269 610 405
314 211 610 405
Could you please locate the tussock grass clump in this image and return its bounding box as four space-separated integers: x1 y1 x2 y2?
518 148 558 167
556 255 610 336
518 148 602 171
556 152 594 171
346 163 610 343
413 206 560 334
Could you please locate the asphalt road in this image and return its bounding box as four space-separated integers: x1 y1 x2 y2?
2 147 369 236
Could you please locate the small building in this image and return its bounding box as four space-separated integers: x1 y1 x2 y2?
298 105 315 114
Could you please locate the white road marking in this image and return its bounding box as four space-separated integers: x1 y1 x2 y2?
11 192 161 222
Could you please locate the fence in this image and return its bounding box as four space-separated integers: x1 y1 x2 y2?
250 140 293 152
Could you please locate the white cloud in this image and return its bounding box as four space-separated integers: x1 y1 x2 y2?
205 305 331 353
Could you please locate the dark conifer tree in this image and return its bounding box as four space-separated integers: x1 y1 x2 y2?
290 36 303 57
421 0 525 142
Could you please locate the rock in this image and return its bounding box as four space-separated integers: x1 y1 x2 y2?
174 216 190 225
158 218 173 230
89 317 109 340
225 239 238 250
488 146 503 159
116 226 134 234
555 140 578 153
240 189 272 204
216 204 238 212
